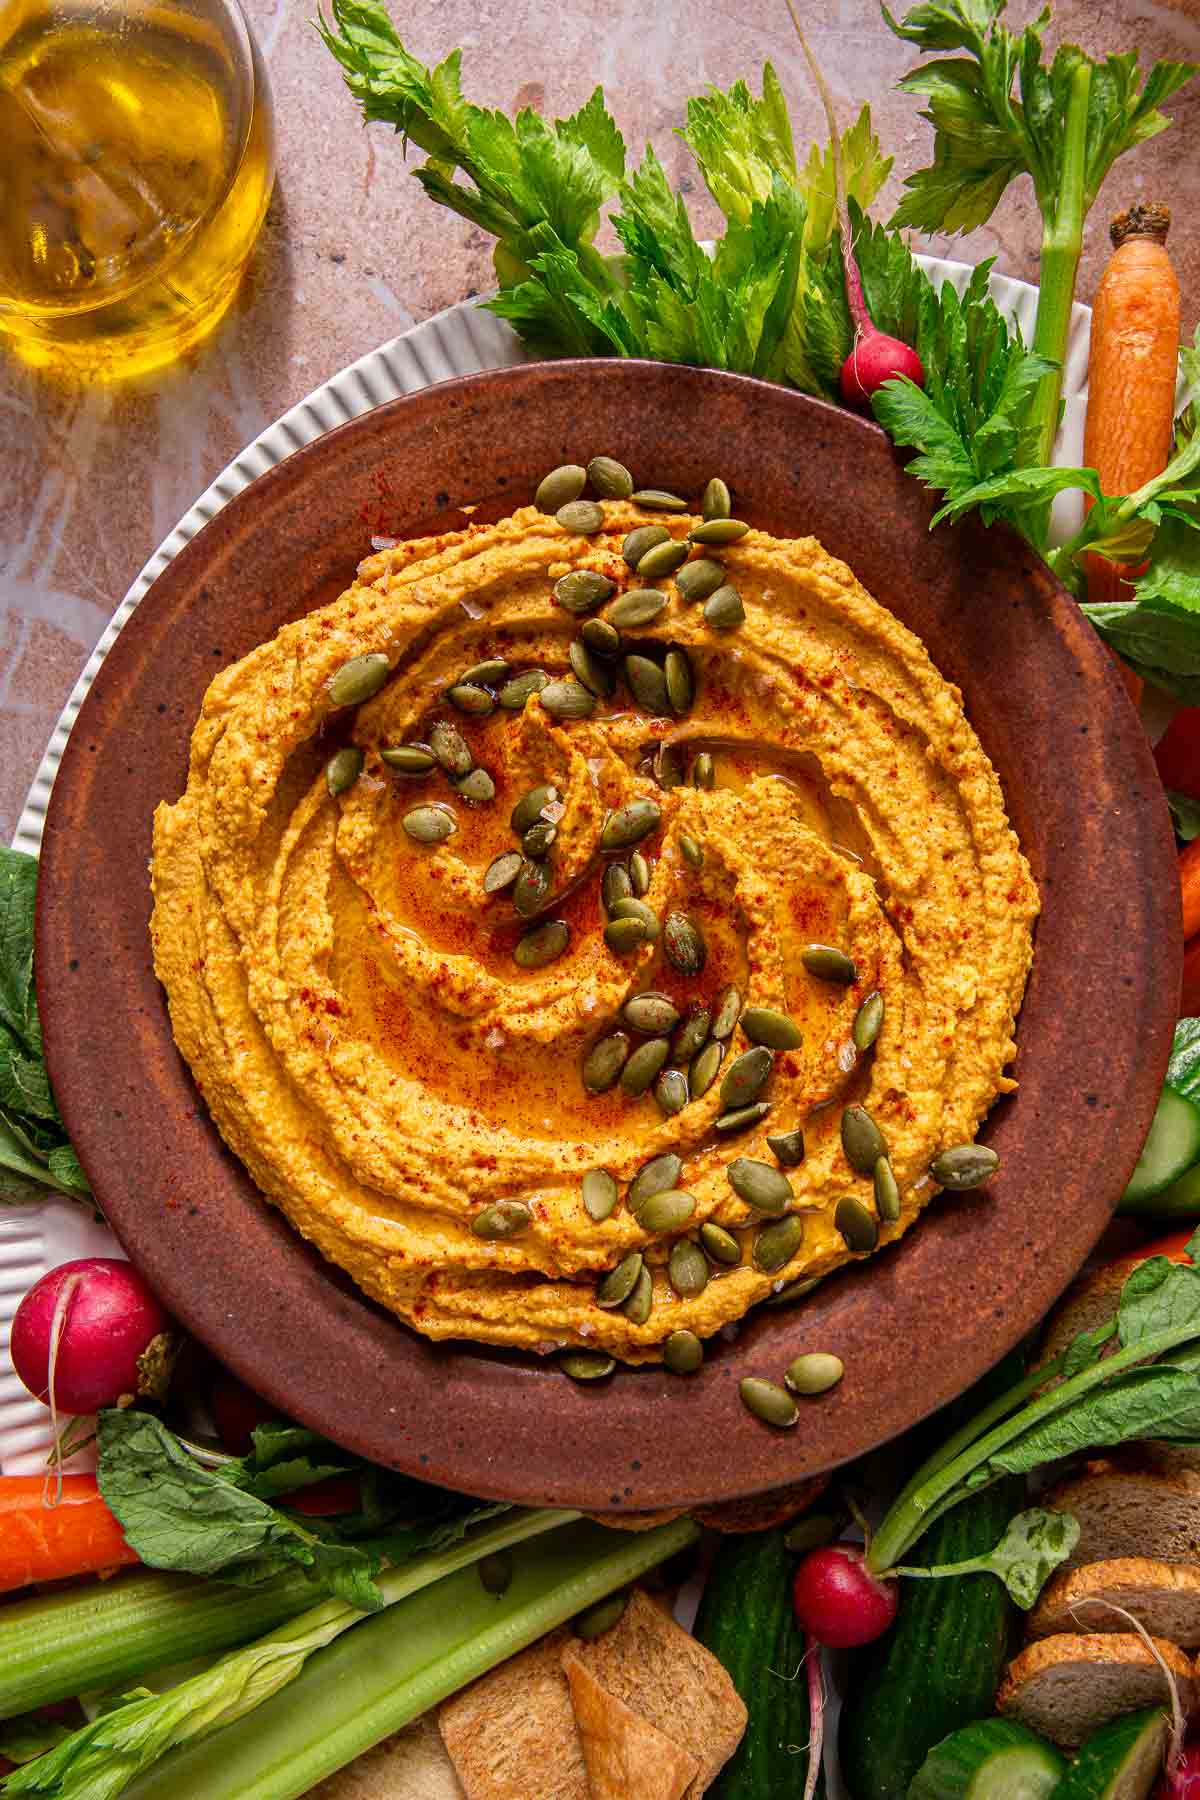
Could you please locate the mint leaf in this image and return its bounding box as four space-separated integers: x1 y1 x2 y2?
0 847 40 1053
46 1143 89 1195
1169 791 1200 844
1167 1018 1200 1108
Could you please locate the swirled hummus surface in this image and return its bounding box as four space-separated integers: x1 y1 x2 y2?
150 498 1038 1363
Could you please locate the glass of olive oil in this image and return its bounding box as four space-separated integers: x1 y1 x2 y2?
0 0 275 381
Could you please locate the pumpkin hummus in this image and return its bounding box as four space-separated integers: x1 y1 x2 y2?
150 497 1038 1365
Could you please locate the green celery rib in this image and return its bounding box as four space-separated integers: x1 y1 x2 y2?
0 1569 319 1721
122 1517 700 1800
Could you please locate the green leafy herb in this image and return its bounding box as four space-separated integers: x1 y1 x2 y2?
892 1507 1080 1608
1168 791 1200 843
1167 1017 1200 1107
0 1718 79 1769
96 1410 502 1612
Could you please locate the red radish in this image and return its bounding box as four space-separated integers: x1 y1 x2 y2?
11 1258 169 1415
784 0 925 409
209 1376 279 1456
792 1542 899 1647
284 1475 362 1518
1157 1746 1200 1796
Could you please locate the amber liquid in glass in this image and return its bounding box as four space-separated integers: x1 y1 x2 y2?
0 0 274 379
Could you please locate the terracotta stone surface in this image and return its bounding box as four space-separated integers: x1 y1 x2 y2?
1 0 1199 843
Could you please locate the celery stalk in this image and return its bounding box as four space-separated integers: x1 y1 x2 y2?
122 1516 699 1800
1026 60 1092 479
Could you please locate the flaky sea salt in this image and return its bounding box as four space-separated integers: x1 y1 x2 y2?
459 596 484 618
837 1041 858 1073
370 535 398 551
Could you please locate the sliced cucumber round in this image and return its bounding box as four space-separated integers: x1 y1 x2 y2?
1150 1156 1200 1219
1048 1707 1168 1799
1121 1085 1200 1209
909 1718 1066 1799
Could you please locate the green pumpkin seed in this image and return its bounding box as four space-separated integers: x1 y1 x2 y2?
602 863 634 914
783 1514 838 1552
458 658 510 688
688 518 750 545
802 944 858 985
636 538 690 580
668 1239 710 1299
728 1156 793 1214
679 834 704 869
513 919 570 968
446 682 495 716
381 743 437 774
536 464 586 514
702 477 732 521
653 742 684 790
629 850 651 896
499 669 550 710
455 766 496 804
655 1069 689 1116
700 1221 741 1265
739 1377 798 1429
740 1007 803 1052
711 986 742 1040
587 455 634 500
835 1196 879 1253
874 1156 901 1222
513 859 551 917
570 638 616 698
582 1169 619 1222
622 1263 653 1324
785 1353 844 1396
557 499 605 535
764 1275 823 1309
633 489 687 512
930 1144 1001 1190
583 1031 631 1093
430 720 472 776
582 617 622 656
664 648 694 718
521 819 557 857
703 585 745 631
721 1045 773 1109
601 798 662 851
609 897 660 941
664 911 707 976
328 651 390 708
561 1350 616 1382
540 678 596 720
672 1006 710 1064
636 1188 696 1233
574 1590 628 1635
675 559 725 604
325 746 363 797
604 915 651 955
629 1153 682 1210
607 589 668 629
478 1550 514 1595
691 752 715 790
690 1039 724 1098
484 850 523 894
597 1250 644 1309
853 991 885 1053
403 805 456 845
511 783 558 834
621 1038 670 1095
663 1329 703 1375
715 1101 772 1133
623 991 681 1035
841 1105 887 1173
554 569 615 615
767 1128 806 1168
753 1213 804 1272
623 524 670 568
471 1200 531 1239
625 654 670 715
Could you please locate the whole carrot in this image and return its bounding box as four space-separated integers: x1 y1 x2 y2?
1083 202 1181 699
0 1475 138 1594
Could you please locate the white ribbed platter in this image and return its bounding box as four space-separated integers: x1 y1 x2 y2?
1 263 1094 1483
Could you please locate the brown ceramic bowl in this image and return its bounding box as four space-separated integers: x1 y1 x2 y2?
35 359 1181 1511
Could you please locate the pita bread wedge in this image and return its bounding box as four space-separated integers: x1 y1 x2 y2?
437 1629 589 1800
303 1713 465 1798
562 1588 747 1797
564 1653 699 1800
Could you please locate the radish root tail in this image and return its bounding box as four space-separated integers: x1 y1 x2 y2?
803 1634 824 1800
1069 1596 1185 1776
41 1272 84 1509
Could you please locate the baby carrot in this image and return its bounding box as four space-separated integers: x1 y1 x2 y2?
1083 202 1181 701
0 1475 138 1594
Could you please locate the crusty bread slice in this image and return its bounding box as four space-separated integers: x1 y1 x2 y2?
1042 1462 1200 1567
304 1714 465 1798
1029 1559 1200 1648
997 1632 1196 1748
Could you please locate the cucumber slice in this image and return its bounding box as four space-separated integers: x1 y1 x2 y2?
1152 1156 1200 1218
909 1718 1066 1798
1048 1708 1168 1799
1121 1085 1200 1208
